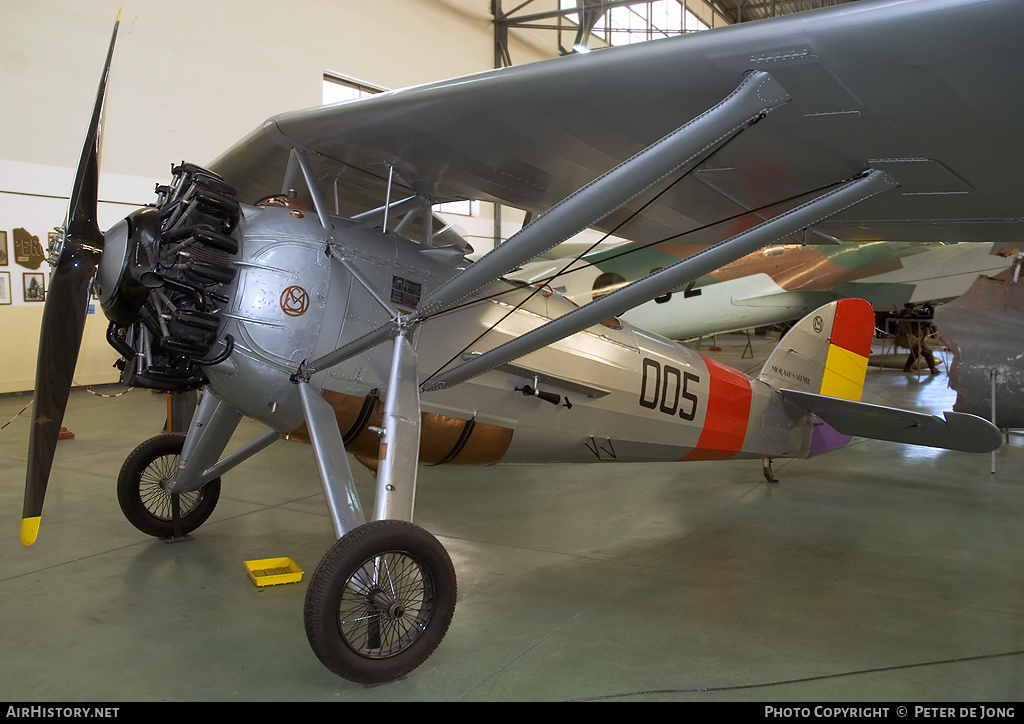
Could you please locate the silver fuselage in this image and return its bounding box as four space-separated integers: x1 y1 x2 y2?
204 203 812 466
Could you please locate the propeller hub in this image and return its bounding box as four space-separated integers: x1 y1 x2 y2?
45 227 66 268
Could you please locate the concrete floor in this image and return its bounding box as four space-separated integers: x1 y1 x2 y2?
1 333 1022 702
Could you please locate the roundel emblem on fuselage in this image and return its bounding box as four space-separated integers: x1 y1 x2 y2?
812 315 824 333
280 285 310 317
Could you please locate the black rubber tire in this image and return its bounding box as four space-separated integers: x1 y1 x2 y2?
117 433 221 538
304 520 457 684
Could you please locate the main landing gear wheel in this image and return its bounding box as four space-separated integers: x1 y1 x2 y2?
304 519 457 685
117 433 221 538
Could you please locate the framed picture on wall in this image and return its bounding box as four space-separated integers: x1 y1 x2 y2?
0 272 10 304
0 230 7 265
23 272 45 302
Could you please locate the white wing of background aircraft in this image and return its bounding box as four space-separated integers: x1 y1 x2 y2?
512 241 1013 340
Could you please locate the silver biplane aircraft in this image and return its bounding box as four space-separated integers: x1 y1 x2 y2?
22 0 1022 684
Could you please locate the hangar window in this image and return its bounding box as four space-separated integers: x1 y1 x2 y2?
433 200 480 217
560 0 709 47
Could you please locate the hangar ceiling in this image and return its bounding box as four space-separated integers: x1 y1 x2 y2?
493 0 865 66
708 0 862 23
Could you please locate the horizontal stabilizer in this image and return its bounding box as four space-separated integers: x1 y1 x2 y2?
780 388 1001 453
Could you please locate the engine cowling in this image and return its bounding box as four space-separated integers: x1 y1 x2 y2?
94 163 240 391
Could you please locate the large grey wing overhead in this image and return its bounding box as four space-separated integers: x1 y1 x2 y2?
210 0 1024 247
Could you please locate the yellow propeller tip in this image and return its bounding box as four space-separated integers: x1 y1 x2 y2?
117 7 123 22
21 517 40 547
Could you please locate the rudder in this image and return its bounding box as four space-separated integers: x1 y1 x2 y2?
756 298 1000 458
758 298 874 401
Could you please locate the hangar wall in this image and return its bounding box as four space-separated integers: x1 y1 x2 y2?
0 0 562 394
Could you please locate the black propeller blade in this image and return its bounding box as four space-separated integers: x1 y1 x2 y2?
22 11 121 546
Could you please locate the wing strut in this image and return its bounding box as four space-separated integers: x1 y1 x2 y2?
421 169 898 392
414 70 789 319
289 148 332 229
295 69 791 380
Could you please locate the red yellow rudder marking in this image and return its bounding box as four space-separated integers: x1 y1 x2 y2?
818 298 873 401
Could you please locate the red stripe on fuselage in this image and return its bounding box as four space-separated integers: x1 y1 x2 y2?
682 354 752 461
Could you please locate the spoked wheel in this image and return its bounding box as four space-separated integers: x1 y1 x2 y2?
117 433 221 538
304 519 457 685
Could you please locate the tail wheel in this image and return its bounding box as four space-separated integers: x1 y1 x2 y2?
304 520 457 684
117 433 221 538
